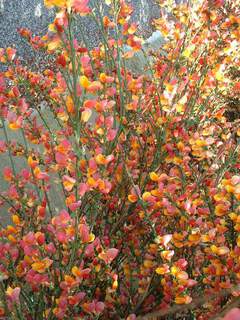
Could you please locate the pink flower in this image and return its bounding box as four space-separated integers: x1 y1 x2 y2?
79 224 93 243
21 168 31 180
52 210 71 227
105 116 114 129
213 0 224 7
107 129 117 141
3 166 13 181
6 287 20 308
45 242 56 254
6 47 16 61
71 0 91 16
56 152 67 165
223 308 240 320
0 140 6 153
68 292 86 305
83 300 105 314
56 231 67 243
62 175 76 192
81 55 91 67
25 270 50 290
0 76 6 93
99 248 119 264
162 234 172 247
68 200 81 211
78 183 89 197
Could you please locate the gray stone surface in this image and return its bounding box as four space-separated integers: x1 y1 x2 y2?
0 0 159 62
0 0 161 225
0 1 54 63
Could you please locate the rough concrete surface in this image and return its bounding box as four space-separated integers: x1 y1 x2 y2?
0 0 161 224
0 0 159 58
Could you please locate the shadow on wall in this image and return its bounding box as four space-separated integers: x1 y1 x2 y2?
0 27 166 226
0 109 67 226
0 0 165 225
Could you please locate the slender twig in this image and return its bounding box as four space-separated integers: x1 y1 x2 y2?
136 284 240 319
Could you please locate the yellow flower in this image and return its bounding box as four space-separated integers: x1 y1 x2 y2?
63 175 76 192
32 258 53 273
155 264 170 275
79 75 90 89
44 0 66 8
182 45 195 58
81 109 92 122
48 38 61 51
149 172 159 182
95 154 106 165
12 215 20 225
210 245 229 256
142 192 151 201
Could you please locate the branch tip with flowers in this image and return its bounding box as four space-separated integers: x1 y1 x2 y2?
0 0 239 319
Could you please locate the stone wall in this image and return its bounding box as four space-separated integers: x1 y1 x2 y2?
0 0 162 225
0 0 159 56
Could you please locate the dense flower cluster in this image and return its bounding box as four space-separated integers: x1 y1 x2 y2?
0 0 239 319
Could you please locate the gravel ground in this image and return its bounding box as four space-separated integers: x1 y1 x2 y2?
0 0 159 65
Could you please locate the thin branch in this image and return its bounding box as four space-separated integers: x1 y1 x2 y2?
136 284 240 319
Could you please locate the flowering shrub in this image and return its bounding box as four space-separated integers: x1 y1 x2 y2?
0 0 239 319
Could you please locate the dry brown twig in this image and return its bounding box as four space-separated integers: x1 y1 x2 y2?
136 284 240 319
210 297 240 320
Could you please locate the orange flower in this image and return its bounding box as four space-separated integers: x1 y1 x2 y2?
161 250 174 261
12 215 20 225
66 95 75 113
103 16 115 28
63 175 76 192
175 295 192 304
142 192 152 202
171 266 188 280
215 203 229 217
32 258 53 273
47 38 61 51
210 245 230 256
95 154 107 165
143 260 154 268
99 73 114 83
72 266 91 279
188 233 201 245
149 172 159 182
27 156 39 169
87 177 98 188
64 275 77 287
7 235 17 243
128 194 138 203
155 264 170 275
79 75 90 89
